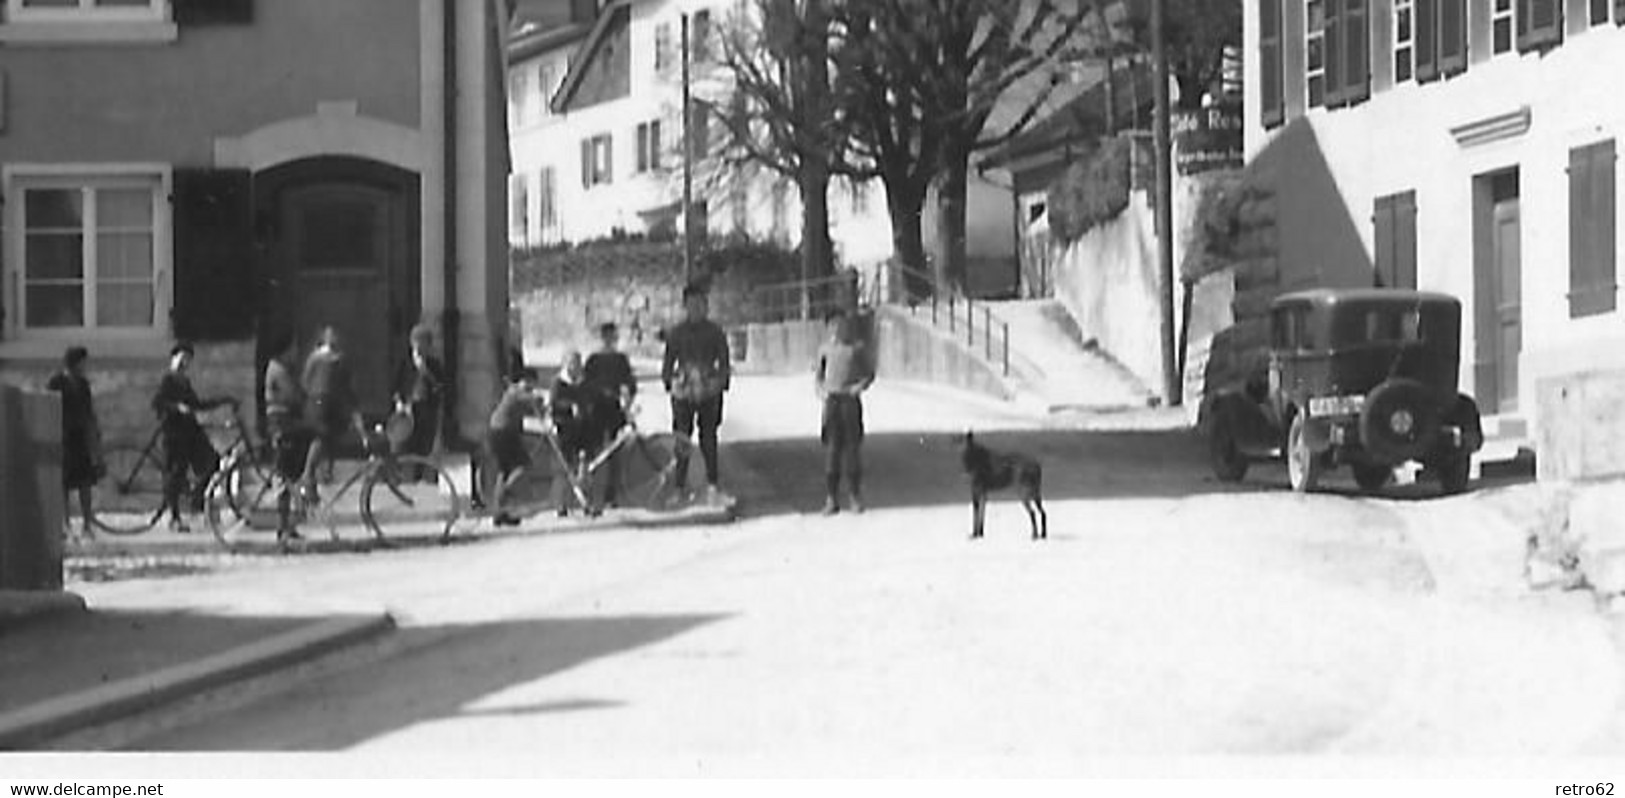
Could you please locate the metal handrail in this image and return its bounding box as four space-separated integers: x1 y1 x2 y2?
873 259 1011 378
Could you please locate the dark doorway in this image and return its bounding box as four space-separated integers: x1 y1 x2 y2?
257 158 420 420
1472 169 1521 415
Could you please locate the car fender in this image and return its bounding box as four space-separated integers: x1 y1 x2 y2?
1206 390 1276 455
1449 393 1485 453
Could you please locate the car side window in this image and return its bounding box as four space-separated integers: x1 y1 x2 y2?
1271 307 1312 351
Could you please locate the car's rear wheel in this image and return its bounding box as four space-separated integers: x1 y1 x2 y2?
1352 462 1392 493
1207 411 1249 483
1287 414 1324 493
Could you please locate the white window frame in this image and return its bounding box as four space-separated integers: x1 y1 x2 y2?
1492 0 1514 55
1394 0 1414 83
588 134 613 187
1305 0 1327 108
0 0 176 45
1 164 173 349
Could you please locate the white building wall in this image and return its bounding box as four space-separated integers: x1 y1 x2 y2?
1245 8 1625 436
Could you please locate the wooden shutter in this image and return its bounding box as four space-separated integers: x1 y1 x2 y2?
1439 0 1468 75
1325 0 1346 106
603 133 614 184
171 169 257 342
1260 0 1285 128
1616 0 1625 24
172 0 253 25
1569 140 1618 317
1519 0 1564 49
1374 191 1418 289
1416 0 1439 81
580 139 592 187
650 120 662 170
1344 0 1371 104
636 123 649 173
1469 0 1494 64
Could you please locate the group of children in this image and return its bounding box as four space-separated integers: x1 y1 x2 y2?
47 278 875 539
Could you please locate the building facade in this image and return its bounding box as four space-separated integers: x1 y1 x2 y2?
1243 0 1625 446
0 0 512 445
506 0 1017 293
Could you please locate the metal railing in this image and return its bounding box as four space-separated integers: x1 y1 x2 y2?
743 260 1014 378
873 260 1011 378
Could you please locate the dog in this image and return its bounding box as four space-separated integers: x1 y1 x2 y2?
960 431 1046 540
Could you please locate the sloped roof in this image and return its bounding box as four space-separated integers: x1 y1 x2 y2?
980 60 1156 171
548 0 631 114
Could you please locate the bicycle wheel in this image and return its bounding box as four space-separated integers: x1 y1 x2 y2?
204 458 278 549
96 443 166 535
360 456 462 542
619 433 694 511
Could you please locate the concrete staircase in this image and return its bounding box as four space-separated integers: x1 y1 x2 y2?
981 299 1156 413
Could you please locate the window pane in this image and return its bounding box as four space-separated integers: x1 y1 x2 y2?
1591 0 1609 24
97 187 152 228
25 188 83 229
98 232 154 279
25 232 85 280
1307 1 1325 30
26 285 85 328
1396 48 1413 81
1307 37 1324 70
1398 8 1412 39
1493 18 1512 51
22 0 78 7
1308 75 1326 107
96 283 154 327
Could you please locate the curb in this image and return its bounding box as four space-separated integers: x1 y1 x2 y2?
0 591 88 633
0 612 396 750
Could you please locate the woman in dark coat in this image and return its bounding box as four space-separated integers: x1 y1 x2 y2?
47 346 104 539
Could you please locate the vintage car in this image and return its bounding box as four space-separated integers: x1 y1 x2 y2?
1201 288 1485 494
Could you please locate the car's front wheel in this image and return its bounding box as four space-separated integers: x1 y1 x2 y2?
1287 414 1324 493
1207 411 1249 483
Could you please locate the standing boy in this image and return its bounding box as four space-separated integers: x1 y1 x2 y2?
584 322 635 505
815 312 876 514
264 333 309 542
486 369 542 527
47 346 104 539
661 283 731 506
301 326 362 496
152 342 232 532
393 323 446 481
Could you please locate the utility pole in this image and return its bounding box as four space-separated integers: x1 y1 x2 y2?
1151 0 1179 407
681 11 695 282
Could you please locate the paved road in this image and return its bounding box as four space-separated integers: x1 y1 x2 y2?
63 377 1621 772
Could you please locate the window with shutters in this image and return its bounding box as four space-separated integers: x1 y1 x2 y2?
1259 0 1284 127
2 166 170 337
636 120 662 173
1395 0 1415 82
0 0 176 42
1569 139 1617 318
1306 0 1328 108
1516 0 1562 50
1374 191 1419 290
583 133 613 187
655 21 674 72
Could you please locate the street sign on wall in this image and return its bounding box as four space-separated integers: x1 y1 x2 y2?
1174 104 1242 175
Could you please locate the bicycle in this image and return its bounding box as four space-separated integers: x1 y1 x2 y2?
476 402 698 522
93 400 268 535
204 410 464 550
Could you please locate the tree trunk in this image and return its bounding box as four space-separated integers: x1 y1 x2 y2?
799 161 832 319
935 150 970 297
887 183 930 301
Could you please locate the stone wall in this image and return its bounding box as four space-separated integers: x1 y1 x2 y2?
0 342 257 451
0 386 64 591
